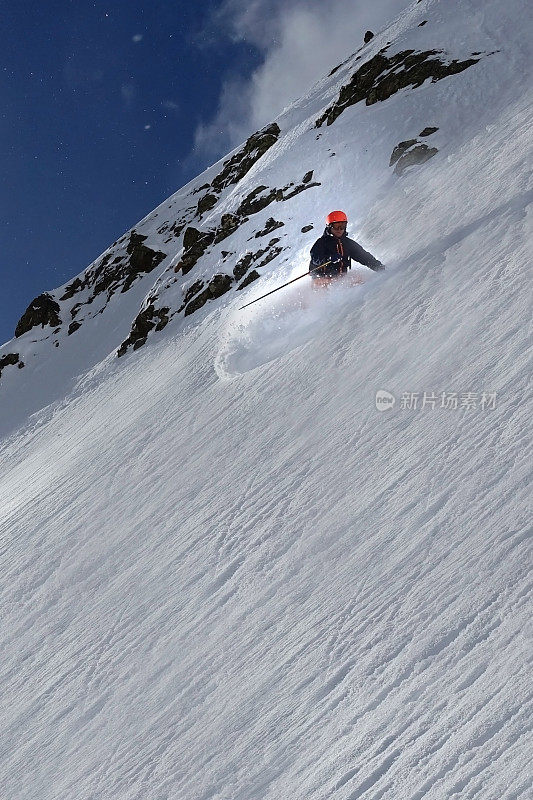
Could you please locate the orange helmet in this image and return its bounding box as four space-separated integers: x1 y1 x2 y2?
326 210 348 225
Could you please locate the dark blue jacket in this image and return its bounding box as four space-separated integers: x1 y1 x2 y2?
310 228 383 276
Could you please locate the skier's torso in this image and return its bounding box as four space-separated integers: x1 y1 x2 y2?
311 232 349 276
310 228 383 276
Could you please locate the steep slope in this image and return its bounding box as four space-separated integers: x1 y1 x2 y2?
1 1 531 798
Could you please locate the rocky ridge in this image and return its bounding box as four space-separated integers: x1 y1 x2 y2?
316 47 486 127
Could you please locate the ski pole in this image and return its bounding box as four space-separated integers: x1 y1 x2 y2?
239 260 333 310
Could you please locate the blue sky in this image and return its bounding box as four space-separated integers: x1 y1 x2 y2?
1 0 407 346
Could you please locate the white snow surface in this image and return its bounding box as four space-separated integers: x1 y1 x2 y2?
1 1 532 798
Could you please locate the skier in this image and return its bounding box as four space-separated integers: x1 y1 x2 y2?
310 211 384 285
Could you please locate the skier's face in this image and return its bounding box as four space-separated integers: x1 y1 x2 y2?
330 222 346 238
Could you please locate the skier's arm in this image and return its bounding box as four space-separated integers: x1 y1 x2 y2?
310 239 337 272
347 239 384 271
310 239 327 267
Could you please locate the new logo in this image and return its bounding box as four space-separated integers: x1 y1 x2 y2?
375 390 396 411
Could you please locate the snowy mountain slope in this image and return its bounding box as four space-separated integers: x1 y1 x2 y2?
1 0 532 798
2 0 530 435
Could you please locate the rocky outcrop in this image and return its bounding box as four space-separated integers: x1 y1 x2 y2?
235 239 284 285
157 210 195 243
316 48 484 127
196 192 217 217
389 139 419 166
237 270 261 290
175 227 217 275
118 228 288 351
68 321 82 336
182 123 282 228
238 186 283 217
255 218 285 238
390 129 439 175
172 236 286 326
211 123 281 194
175 172 317 277
393 144 438 175
117 304 170 357
126 233 166 275
254 240 283 269
178 279 206 311
184 274 233 317
214 214 242 244
15 294 62 337
233 253 255 282
283 178 321 201
0 352 24 378
59 230 167 314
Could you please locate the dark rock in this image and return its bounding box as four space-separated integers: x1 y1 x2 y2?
301 225 314 233
60 277 83 301
254 218 285 238
125 242 165 276
419 126 439 136
18 361 25 369
15 293 62 337
126 231 146 253
394 144 438 175
214 213 242 244
419 20 427 27
68 321 82 336
121 234 166 292
364 30 374 43
238 186 282 217
196 192 217 216
208 273 233 297
256 244 283 269
117 304 171 356
211 123 281 194
84 230 167 302
177 279 205 312
302 171 314 184
176 215 243 275
233 253 255 282
158 219 187 240
389 139 419 166
316 47 483 127
154 308 170 331
282 180 321 200
176 227 216 275
183 226 203 250
184 274 233 317
0 352 20 378
238 270 261 290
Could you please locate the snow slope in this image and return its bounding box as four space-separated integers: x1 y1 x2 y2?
1 0 531 798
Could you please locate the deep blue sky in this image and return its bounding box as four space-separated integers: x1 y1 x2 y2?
1 0 261 345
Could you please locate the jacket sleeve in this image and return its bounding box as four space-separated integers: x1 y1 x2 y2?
310 237 328 267
346 238 384 270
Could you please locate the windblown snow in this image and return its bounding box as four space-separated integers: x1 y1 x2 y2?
1 1 531 798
